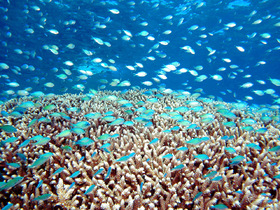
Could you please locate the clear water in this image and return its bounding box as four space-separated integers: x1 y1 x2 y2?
0 0 279 105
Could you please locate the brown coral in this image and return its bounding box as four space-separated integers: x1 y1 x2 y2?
0 90 279 209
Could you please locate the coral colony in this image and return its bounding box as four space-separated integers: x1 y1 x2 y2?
0 90 280 209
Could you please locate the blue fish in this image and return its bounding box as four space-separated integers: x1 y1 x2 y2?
115 152 135 162
93 168 104 177
193 192 203 201
17 153 27 162
100 143 111 149
19 139 30 148
149 138 159 144
69 171 80 178
171 164 185 171
177 147 188 151
162 154 173 159
84 184 95 195
33 194 52 201
194 154 210 160
2 203 13 210
69 182 75 190
211 176 223 181
104 166 112 180
140 182 144 193
28 154 53 168
52 167 65 176
36 180 43 188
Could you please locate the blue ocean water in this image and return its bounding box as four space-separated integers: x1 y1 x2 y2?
0 0 279 105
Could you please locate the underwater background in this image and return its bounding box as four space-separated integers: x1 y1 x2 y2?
1 0 280 209
0 0 279 105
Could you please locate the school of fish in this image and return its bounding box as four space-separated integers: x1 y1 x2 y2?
0 0 279 105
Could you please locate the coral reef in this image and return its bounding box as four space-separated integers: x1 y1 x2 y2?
0 90 280 209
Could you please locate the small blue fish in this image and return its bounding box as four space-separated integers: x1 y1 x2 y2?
273 174 280 179
52 167 65 176
69 182 75 190
28 155 52 168
6 162 21 168
211 176 223 181
0 125 17 133
2 202 13 210
67 107 79 112
171 164 185 171
230 156 245 162
225 147 236 154
36 180 43 188
33 194 52 201
28 119 37 127
61 145 72 151
171 126 180 131
109 118 125 126
93 168 104 177
177 147 188 151
17 153 27 162
256 128 267 134
111 134 119 138
43 104 56 111
38 117 51 123
69 171 80 178
71 127 85 135
30 135 44 141
115 153 135 162
104 111 114 115
91 151 97 157
162 154 173 159
72 121 90 129
246 143 261 150
84 184 95 195
210 204 228 209
201 137 210 141
241 126 254 132
203 171 217 178
75 137 94 146
3 137 18 144
123 121 134 126
145 121 153 127
194 154 210 160
193 191 202 201
100 143 111 149
104 167 112 180
84 112 102 119
140 182 144 193
149 138 159 144
32 137 51 146
103 148 111 153
268 146 280 152
127 152 136 158
102 115 116 122
41 152 54 158
187 124 197 129
98 134 111 140
2 177 24 190
56 129 71 138
186 138 202 145
79 156 85 162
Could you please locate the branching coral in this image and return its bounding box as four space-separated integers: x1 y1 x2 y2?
0 90 279 209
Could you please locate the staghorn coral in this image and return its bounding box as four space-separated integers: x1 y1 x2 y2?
0 90 280 209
